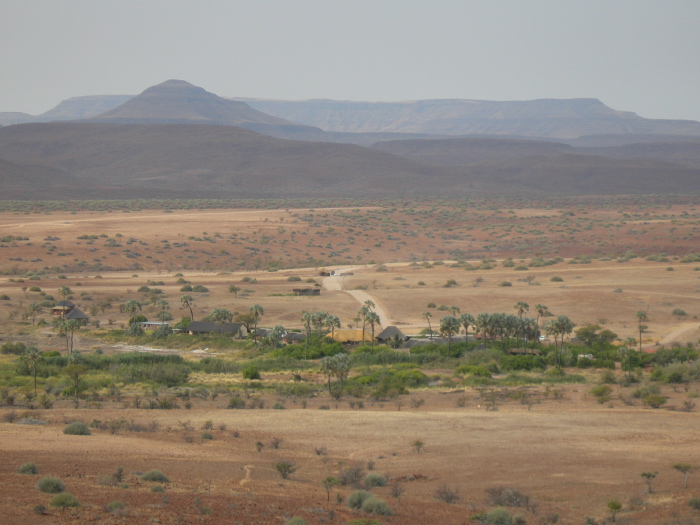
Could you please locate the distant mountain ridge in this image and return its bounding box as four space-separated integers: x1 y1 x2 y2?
238 98 700 139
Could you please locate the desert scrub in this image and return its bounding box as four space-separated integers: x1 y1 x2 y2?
362 496 393 515
285 518 308 525
364 472 387 488
63 421 91 435
36 476 65 494
201 432 214 440
347 490 373 509
141 469 169 483
49 493 80 508
17 462 39 474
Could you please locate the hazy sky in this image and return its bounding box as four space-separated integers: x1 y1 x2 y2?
3 0 699 120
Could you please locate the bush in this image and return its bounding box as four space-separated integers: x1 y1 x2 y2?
63 422 91 435
151 485 166 493
105 501 125 513
435 484 460 504
362 496 393 515
242 365 261 380
486 507 513 525
141 469 169 483
17 462 39 475
36 476 65 493
364 472 387 488
201 432 214 440
227 395 246 409
285 518 308 525
347 490 373 509
485 487 530 508
644 394 668 408
689 497 700 510
550 276 564 282
49 493 80 508
673 308 688 316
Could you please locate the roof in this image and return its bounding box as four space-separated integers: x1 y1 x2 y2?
324 329 373 343
376 326 407 341
188 321 243 334
53 300 75 308
64 307 88 320
284 332 306 342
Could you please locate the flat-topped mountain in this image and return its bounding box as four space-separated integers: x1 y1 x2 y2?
239 97 700 139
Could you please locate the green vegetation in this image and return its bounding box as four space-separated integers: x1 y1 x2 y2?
36 476 65 494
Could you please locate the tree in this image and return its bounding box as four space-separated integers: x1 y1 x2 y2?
180 295 195 322
545 315 575 370
228 284 240 297
636 311 648 353
275 461 297 480
123 299 143 324
58 285 73 300
534 304 550 330
440 316 460 354
208 308 233 332
319 353 350 394
250 305 264 345
607 499 622 522
325 314 341 340
155 299 170 323
365 311 380 349
267 325 286 349
459 313 474 340
234 311 256 332
64 364 88 401
423 312 434 341
322 477 339 502
26 302 42 326
673 463 698 489
641 471 658 493
21 346 44 396
58 319 81 354
514 301 529 319
358 305 371 343
301 311 313 359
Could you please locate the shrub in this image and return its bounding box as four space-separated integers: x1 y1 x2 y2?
689 498 700 510
63 422 91 435
550 276 564 282
339 464 366 487
201 432 214 440
242 365 261 380
275 461 297 479
362 496 393 515
347 489 373 509
49 493 80 508
285 518 308 525
486 507 513 525
435 484 460 504
141 469 169 483
151 485 165 493
227 395 246 409
17 462 39 475
364 472 387 488
590 385 612 404
499 281 512 287
485 487 530 507
644 394 668 408
105 501 125 513
673 308 688 316
36 476 65 493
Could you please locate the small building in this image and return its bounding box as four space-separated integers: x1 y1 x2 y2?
324 329 373 344
187 321 246 338
51 300 76 318
283 332 306 344
508 348 542 356
136 321 170 330
375 326 409 343
64 307 89 324
293 288 320 296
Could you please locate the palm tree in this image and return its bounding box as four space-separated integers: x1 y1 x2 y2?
228 284 240 297
180 295 195 321
123 299 142 324
26 302 42 326
208 308 233 333
546 315 575 370
358 305 371 342
301 311 313 359
325 314 341 339
440 315 461 355
534 304 550 332
250 304 264 345
459 313 474 340
155 299 170 323
423 312 434 340
365 311 380 349
21 346 43 396
636 311 648 354
58 318 81 354
312 311 328 335
449 306 461 317
58 285 73 301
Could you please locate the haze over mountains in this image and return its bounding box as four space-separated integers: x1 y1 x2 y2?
0 79 698 199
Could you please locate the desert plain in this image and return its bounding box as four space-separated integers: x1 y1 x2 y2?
0 196 699 525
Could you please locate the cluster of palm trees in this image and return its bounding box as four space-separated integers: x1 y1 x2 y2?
357 300 380 348
301 310 341 358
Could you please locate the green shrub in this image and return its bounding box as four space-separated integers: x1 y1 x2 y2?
364 472 387 488
36 476 65 493
151 485 166 493
242 365 261 380
486 507 513 525
17 462 39 475
672 308 687 316
201 432 214 440
285 517 308 525
590 385 612 404
361 496 393 515
550 276 564 282
63 422 91 435
105 501 125 513
689 497 700 510
227 395 246 409
49 493 80 508
141 469 169 483
347 489 373 509
644 394 668 408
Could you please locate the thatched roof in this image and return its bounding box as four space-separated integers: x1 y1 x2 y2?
188 321 244 335
376 326 408 342
64 307 88 320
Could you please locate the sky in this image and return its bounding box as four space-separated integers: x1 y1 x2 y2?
2 0 700 121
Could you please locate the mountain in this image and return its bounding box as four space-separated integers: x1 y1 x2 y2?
88 80 330 141
0 95 132 126
237 98 700 139
1 122 698 199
